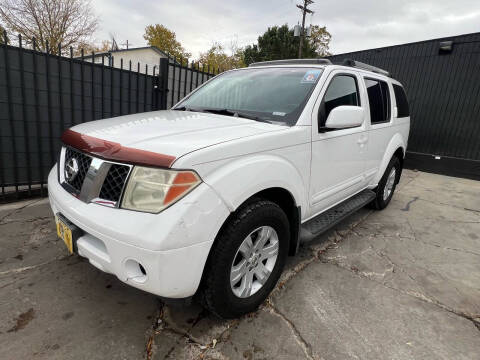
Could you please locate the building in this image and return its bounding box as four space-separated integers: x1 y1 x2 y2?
79 46 176 75
328 32 480 180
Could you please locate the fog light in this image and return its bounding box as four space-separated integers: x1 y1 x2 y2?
124 259 147 283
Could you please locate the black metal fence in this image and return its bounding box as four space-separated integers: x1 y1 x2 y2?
0 33 216 201
167 59 219 109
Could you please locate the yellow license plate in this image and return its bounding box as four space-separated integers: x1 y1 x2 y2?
56 216 73 254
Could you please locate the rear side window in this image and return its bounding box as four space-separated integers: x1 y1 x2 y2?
319 75 360 127
365 78 391 124
392 84 410 117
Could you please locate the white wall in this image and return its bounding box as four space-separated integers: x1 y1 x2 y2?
112 48 167 75
82 54 110 65
80 48 167 75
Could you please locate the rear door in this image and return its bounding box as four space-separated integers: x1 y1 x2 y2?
308 69 369 218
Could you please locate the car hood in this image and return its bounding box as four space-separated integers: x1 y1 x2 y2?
67 110 286 164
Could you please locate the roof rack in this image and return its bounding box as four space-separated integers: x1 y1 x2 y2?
342 59 390 77
249 58 332 67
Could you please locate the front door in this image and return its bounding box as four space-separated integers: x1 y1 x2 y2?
308 70 369 218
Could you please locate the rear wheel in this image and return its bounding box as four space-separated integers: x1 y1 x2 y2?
199 199 289 319
371 156 401 210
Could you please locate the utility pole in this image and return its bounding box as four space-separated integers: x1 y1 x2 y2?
121 40 131 50
296 0 314 58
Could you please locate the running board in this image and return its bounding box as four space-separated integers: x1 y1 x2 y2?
300 190 376 242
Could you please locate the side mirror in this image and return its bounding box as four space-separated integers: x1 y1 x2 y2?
324 106 364 130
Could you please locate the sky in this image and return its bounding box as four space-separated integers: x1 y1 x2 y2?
92 0 480 58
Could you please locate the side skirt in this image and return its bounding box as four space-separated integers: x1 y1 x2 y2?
300 189 376 243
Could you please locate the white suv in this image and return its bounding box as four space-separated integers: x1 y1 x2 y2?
48 59 410 318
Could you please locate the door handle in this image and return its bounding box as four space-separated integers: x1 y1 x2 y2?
357 136 368 145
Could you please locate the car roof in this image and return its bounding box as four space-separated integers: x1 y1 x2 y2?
241 63 402 86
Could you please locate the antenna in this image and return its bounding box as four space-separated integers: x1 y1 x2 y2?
110 36 119 51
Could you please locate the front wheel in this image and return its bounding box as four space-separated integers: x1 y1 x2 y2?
199 199 289 319
370 156 401 210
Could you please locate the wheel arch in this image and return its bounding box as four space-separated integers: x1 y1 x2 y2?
240 187 301 256
196 186 301 302
209 187 301 258
393 147 404 181
372 133 406 185
201 154 307 256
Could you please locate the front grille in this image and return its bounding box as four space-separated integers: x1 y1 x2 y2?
64 147 92 192
61 146 131 207
99 164 130 202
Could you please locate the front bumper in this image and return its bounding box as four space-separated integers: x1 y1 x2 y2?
48 166 230 298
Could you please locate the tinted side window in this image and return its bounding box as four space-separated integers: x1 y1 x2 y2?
393 84 410 117
319 75 359 127
365 78 391 124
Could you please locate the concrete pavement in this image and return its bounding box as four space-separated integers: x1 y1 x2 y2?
0 170 479 359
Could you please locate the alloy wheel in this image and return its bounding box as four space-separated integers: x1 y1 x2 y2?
230 226 279 298
383 167 397 201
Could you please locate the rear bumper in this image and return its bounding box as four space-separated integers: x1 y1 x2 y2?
48 166 230 298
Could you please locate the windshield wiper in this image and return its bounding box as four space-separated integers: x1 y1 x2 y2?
174 107 273 123
173 106 187 111
200 108 272 123
173 106 199 112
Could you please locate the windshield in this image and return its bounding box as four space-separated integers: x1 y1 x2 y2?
175 67 323 125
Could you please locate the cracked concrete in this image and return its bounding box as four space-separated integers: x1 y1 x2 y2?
0 199 158 360
1 170 479 359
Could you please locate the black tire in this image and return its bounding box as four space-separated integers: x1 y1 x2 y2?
370 156 402 210
199 199 290 319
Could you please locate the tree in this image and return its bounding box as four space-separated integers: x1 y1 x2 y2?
309 25 331 56
0 0 98 54
0 24 8 45
143 24 191 60
74 39 112 57
242 24 331 65
243 44 260 67
197 42 245 71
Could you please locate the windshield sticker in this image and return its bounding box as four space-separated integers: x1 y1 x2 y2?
273 112 286 116
301 70 322 83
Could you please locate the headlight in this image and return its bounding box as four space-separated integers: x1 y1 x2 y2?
121 166 201 213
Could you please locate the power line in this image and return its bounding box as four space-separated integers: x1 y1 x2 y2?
296 0 314 58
